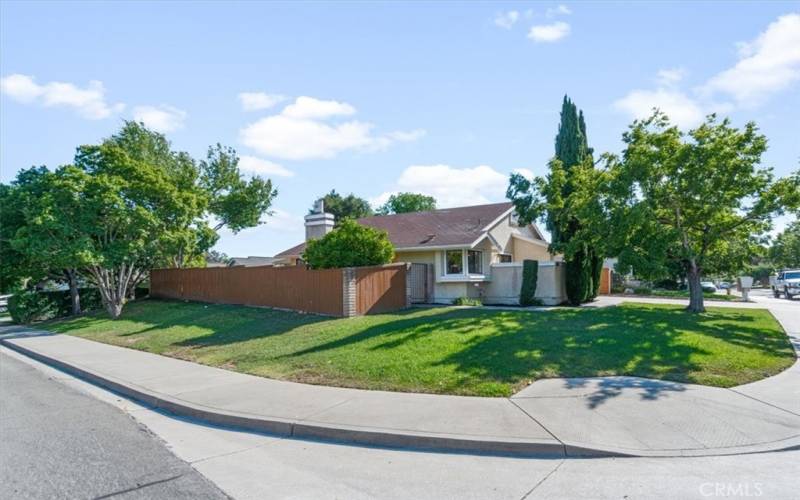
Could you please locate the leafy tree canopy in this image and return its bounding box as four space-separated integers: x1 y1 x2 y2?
311 190 372 221
377 192 436 215
303 219 394 269
205 250 233 266
604 112 799 312
769 221 800 269
1 121 278 318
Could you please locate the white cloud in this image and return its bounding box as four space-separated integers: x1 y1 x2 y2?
494 10 519 29
614 88 707 128
0 73 124 119
241 115 374 160
528 22 570 43
512 167 535 179
132 105 187 133
546 5 572 18
240 96 423 160
656 67 687 86
238 92 286 111
264 208 304 232
385 129 426 142
281 96 356 119
372 164 511 209
701 13 800 107
615 14 800 127
238 155 294 177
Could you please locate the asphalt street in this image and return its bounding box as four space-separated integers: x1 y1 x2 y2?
0 352 228 500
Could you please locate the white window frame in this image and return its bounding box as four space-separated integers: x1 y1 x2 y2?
467 250 483 274
497 253 512 263
444 249 464 276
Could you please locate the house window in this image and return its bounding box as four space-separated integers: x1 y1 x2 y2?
468 250 483 274
498 254 512 263
445 250 463 275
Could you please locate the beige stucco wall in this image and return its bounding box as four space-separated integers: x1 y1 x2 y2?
512 237 552 261
481 261 566 306
487 215 515 254
392 238 560 305
394 250 436 265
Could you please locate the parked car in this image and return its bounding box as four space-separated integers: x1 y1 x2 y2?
700 281 718 293
771 270 800 299
718 282 732 289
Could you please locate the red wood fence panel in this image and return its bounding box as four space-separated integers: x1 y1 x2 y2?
150 266 344 316
355 264 408 315
598 267 612 295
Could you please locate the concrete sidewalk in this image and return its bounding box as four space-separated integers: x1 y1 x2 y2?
1 298 798 458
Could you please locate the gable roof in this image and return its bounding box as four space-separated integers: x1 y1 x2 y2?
275 201 518 258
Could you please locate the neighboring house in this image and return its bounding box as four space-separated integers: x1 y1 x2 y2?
275 202 567 304
207 256 277 268
230 256 277 267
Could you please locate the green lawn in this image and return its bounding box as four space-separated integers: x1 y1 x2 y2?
45 299 795 397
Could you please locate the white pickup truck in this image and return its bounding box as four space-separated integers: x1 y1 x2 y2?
771 269 800 299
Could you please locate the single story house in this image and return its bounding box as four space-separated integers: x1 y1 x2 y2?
274 201 568 305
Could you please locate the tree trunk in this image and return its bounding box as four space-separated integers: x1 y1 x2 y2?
66 269 81 315
686 262 705 313
105 300 123 319
87 264 138 320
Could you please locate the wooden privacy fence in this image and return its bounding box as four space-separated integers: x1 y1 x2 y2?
598 267 612 295
150 263 410 317
355 265 409 315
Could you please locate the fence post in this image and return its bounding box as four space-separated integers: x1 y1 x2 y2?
342 267 357 317
404 263 412 308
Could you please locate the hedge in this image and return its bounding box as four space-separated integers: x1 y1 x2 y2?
8 286 149 324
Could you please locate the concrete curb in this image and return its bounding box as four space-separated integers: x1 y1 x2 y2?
4 336 799 459
0 338 574 458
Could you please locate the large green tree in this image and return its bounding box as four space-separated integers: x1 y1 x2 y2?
311 190 372 221
507 96 603 305
0 167 89 313
1 122 278 319
605 112 799 312
303 219 394 269
377 192 436 215
770 222 800 268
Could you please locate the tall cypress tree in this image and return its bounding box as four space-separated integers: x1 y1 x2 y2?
553 97 598 304
507 96 602 305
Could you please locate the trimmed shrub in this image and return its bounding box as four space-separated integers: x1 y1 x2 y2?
8 289 56 324
653 278 680 290
633 286 652 295
303 219 394 269
41 288 103 317
520 259 539 306
453 296 482 306
588 253 603 300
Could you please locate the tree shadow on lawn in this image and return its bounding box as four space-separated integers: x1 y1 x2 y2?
50 299 330 349
277 304 790 400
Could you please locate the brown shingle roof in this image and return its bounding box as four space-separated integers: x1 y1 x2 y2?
275 202 513 257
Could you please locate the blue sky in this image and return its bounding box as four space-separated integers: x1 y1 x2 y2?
2 1 799 257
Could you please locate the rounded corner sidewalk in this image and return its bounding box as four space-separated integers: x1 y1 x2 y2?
1 296 798 459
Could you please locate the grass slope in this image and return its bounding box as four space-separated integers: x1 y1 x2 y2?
46 299 795 397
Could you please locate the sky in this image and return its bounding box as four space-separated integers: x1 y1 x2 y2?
2 1 799 257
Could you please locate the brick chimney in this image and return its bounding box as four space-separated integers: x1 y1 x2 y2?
305 199 335 241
